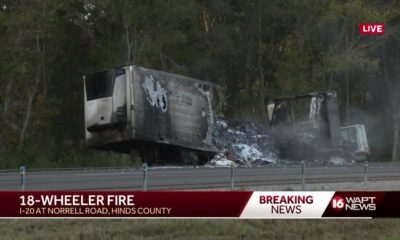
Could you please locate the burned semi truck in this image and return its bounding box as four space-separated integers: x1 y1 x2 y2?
268 91 370 162
84 65 369 164
83 65 221 164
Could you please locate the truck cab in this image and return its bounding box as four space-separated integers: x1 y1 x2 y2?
268 91 370 161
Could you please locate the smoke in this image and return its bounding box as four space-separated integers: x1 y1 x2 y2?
207 115 330 167
206 88 390 166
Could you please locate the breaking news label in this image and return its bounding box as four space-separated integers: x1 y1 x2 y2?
0 191 399 218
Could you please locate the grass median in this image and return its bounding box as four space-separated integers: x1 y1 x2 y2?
0 219 400 239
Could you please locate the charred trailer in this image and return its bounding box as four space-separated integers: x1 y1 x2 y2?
83 65 220 165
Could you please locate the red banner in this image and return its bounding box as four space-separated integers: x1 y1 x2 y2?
0 191 252 218
0 191 400 218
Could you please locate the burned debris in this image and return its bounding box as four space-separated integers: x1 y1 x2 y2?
208 118 279 166
208 91 370 167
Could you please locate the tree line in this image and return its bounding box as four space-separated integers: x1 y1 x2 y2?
0 0 399 168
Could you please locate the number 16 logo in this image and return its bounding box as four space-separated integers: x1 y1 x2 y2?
331 196 345 211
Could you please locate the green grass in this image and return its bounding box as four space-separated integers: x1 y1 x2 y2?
0 219 400 240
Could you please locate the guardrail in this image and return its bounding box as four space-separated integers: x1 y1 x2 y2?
0 160 393 191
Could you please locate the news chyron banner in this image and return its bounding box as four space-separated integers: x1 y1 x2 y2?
0 191 399 218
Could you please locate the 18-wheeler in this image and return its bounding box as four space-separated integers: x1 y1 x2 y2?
84 66 369 164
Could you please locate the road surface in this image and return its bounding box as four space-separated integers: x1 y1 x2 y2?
0 163 399 190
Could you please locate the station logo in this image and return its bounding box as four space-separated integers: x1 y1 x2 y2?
331 195 376 211
359 23 384 35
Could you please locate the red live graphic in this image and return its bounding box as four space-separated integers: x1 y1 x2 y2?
359 23 384 35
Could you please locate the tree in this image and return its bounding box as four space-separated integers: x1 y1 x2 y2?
0 1 62 154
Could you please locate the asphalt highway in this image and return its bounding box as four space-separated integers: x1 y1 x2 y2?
0 162 399 191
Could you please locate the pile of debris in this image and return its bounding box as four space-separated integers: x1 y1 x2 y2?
207 118 279 167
